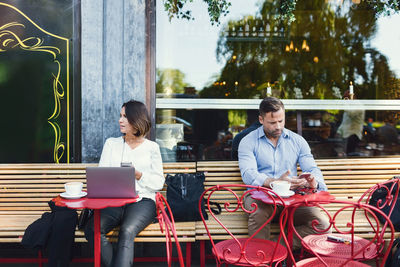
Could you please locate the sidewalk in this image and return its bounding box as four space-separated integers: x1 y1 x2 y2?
0 242 216 267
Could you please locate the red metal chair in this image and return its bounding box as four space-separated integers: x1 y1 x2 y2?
301 178 400 266
199 184 288 266
280 199 395 267
155 192 185 267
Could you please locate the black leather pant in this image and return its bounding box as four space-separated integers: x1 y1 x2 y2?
84 198 156 267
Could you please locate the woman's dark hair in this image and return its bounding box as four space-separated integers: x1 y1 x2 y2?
122 100 151 137
259 97 285 116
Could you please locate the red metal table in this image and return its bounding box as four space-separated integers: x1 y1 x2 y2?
251 190 335 265
53 195 138 267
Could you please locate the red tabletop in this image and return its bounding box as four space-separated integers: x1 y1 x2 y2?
251 190 335 205
53 195 138 209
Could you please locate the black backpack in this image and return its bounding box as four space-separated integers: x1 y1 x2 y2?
385 238 400 267
368 178 400 231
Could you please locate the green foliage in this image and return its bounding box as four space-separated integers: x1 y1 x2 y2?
277 0 400 21
162 0 231 25
278 0 298 22
365 0 400 16
228 110 246 127
199 0 398 100
162 0 400 24
156 68 191 94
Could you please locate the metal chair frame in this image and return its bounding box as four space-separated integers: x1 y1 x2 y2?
155 192 185 267
199 184 288 267
302 178 400 266
281 199 395 267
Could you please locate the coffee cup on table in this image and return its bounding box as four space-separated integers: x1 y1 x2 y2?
270 180 291 195
64 182 83 196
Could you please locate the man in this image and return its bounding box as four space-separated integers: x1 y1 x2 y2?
238 97 329 249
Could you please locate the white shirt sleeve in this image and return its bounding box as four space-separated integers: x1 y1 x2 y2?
137 142 165 191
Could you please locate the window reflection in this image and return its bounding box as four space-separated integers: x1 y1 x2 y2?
156 0 400 161
157 0 400 100
156 109 400 161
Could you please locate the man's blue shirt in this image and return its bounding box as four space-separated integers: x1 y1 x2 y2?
238 126 327 191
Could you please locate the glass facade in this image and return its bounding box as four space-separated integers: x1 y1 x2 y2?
156 0 400 161
0 0 77 163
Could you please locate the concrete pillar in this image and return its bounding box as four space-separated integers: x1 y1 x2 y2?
81 0 146 162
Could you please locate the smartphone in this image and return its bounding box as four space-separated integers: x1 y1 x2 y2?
121 162 132 167
298 173 311 179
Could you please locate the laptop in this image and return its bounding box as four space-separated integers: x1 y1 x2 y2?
86 167 137 198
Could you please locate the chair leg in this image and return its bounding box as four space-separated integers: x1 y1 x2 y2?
186 242 192 267
200 240 206 267
300 247 305 260
38 250 43 267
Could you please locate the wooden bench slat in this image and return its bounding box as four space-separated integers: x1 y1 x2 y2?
1 159 399 252
0 162 197 247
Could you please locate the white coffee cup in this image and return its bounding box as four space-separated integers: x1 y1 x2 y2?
270 180 291 194
64 182 83 196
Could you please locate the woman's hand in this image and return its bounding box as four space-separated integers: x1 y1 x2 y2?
135 170 142 180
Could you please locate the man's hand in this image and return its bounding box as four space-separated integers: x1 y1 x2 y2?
262 170 318 190
288 177 307 190
279 170 291 181
305 174 318 189
289 174 318 190
263 170 291 188
279 170 307 190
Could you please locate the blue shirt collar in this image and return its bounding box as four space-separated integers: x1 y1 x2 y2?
256 126 289 139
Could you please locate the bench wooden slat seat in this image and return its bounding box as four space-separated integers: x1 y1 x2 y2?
0 162 196 266
2 157 400 266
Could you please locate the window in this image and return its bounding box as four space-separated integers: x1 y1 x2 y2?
0 0 79 163
156 0 400 161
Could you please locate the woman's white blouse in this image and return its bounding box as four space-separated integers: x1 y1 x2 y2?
98 137 164 201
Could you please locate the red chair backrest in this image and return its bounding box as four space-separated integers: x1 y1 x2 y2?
199 184 286 266
155 192 185 267
359 178 400 239
281 199 395 267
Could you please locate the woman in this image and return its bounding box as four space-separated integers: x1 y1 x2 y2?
85 100 164 267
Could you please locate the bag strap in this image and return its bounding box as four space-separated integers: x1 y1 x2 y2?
207 201 222 215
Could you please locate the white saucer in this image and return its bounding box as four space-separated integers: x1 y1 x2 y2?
60 191 87 199
273 190 295 198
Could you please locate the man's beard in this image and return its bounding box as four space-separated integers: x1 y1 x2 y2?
267 129 282 138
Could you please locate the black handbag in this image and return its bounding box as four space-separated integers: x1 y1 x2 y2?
77 208 93 230
165 172 220 222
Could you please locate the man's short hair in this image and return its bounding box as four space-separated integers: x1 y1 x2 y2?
259 97 285 116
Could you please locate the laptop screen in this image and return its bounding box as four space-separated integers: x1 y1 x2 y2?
86 167 137 198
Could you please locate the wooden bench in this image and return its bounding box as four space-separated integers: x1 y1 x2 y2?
195 158 400 266
0 162 196 266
